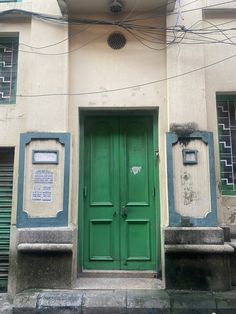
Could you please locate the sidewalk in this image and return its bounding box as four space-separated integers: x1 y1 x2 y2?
1 288 236 314
0 294 12 314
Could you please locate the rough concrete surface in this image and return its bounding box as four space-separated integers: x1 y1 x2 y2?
0 294 12 314
0 288 234 314
164 227 224 245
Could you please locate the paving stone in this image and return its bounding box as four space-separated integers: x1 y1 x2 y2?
36 290 82 313
6 288 236 314
127 289 170 313
13 291 39 314
0 307 12 314
171 310 216 314
0 294 13 314
169 290 216 313
82 290 126 314
214 311 236 314
214 291 236 313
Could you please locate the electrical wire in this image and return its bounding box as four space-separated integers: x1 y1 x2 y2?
0 2 236 98
1 22 236 56
125 0 201 22
0 1 147 55
19 25 92 50
0 6 236 55
0 0 236 25
15 52 236 97
125 0 236 22
123 17 236 51
123 26 175 51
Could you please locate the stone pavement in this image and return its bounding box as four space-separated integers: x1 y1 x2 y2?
1 288 236 314
0 294 12 314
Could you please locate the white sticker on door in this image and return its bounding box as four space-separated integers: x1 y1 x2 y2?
130 166 142 175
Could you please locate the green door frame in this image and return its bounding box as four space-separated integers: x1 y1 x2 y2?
78 109 161 272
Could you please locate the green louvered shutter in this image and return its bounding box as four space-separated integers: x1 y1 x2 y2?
0 149 14 291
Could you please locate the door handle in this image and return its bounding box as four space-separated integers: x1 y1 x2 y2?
121 206 128 219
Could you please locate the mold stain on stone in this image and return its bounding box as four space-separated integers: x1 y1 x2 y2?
181 171 199 205
228 210 236 223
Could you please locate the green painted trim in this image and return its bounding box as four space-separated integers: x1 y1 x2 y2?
79 110 156 117
16 132 70 228
78 110 161 272
216 94 236 101
222 188 236 195
152 112 161 272
78 115 85 272
167 131 217 227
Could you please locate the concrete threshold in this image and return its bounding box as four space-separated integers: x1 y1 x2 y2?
74 276 164 290
78 270 157 278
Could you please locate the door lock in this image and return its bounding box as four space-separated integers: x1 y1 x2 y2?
121 206 128 219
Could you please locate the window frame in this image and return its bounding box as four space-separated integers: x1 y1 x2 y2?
216 94 236 196
0 36 19 105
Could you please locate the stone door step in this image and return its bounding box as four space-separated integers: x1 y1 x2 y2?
78 270 157 278
74 277 164 290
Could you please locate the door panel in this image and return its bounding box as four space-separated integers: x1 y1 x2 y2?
89 123 115 206
120 117 156 270
83 115 157 270
89 219 114 261
125 220 151 261
122 120 150 205
84 118 120 269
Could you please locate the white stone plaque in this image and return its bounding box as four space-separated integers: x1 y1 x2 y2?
31 169 54 202
33 151 58 164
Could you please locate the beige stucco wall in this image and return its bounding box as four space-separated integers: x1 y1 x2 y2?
68 17 169 230
166 0 208 129
1 0 236 282
204 15 236 225
0 0 68 223
0 2 169 267
166 0 236 225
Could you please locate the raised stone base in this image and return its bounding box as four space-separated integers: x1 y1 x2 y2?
17 250 73 290
165 252 231 291
228 226 236 286
164 227 233 291
8 226 77 297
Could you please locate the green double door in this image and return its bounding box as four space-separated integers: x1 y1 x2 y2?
83 115 158 270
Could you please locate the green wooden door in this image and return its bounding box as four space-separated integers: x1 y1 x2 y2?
83 115 157 270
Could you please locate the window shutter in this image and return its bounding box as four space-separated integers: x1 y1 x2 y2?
0 150 14 291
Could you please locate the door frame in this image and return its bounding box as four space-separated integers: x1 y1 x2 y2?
78 109 161 273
